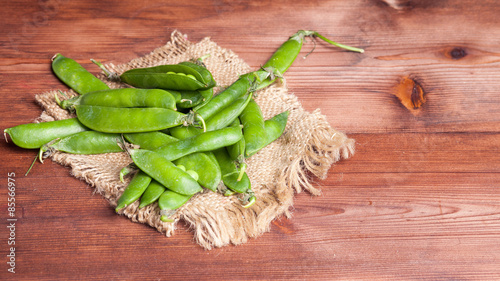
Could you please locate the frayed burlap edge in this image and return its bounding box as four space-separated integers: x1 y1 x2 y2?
33 30 354 250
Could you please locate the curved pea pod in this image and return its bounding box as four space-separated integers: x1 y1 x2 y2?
178 61 216 89
174 152 221 192
139 180 166 209
213 148 251 194
39 131 122 161
154 126 243 161
158 190 193 222
120 64 212 91
52 53 109 95
4 118 89 149
128 148 202 196
115 171 152 211
75 105 186 133
261 110 289 149
60 88 177 111
226 119 245 161
239 99 267 157
123 131 178 150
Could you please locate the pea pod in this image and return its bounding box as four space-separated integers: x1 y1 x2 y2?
227 119 245 161
60 88 177 111
139 180 166 209
178 60 216 89
205 93 252 132
212 148 251 194
4 118 89 149
115 171 152 211
261 110 289 150
52 53 109 95
122 130 222 192
158 190 193 222
175 88 213 109
195 76 253 121
194 30 363 122
39 131 122 162
173 152 221 192
239 99 267 157
75 105 186 133
120 64 212 91
128 148 202 195
226 118 247 181
153 126 242 162
123 131 178 151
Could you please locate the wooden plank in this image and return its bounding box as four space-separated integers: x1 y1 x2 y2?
1 0 500 280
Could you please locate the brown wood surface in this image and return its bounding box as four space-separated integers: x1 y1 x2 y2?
1 0 500 280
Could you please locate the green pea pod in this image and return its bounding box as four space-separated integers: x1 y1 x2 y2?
226 118 245 161
153 126 242 161
4 118 89 149
261 110 289 149
75 105 186 133
195 76 253 121
158 190 193 222
51 53 110 95
239 99 267 157
123 131 178 150
178 61 216 89
128 148 202 196
60 88 177 111
39 131 122 161
115 171 152 211
205 93 253 132
122 130 222 192
139 180 166 209
173 152 221 192
212 148 250 194
194 30 363 122
120 64 211 91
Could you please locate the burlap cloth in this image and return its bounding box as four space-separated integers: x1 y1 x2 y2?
34 31 355 249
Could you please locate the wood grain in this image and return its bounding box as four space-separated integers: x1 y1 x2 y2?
1 0 500 280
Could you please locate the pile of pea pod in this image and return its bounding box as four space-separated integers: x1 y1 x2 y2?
4 30 363 222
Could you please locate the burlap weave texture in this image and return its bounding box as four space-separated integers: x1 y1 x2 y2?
34 31 355 249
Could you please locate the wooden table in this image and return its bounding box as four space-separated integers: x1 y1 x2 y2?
2 0 500 280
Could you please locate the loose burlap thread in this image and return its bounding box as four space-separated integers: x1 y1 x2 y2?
34 31 355 249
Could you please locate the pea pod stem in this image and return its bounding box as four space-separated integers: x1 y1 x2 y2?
90 59 120 80
311 31 365 53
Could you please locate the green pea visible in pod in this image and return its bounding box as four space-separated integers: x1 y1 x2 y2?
239 99 267 157
128 148 202 196
120 64 212 91
139 180 166 209
4 118 89 149
51 53 110 95
175 88 213 109
158 190 193 222
75 105 186 133
173 152 221 192
39 130 122 160
178 61 216 89
115 171 152 211
60 88 177 111
123 131 178 150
